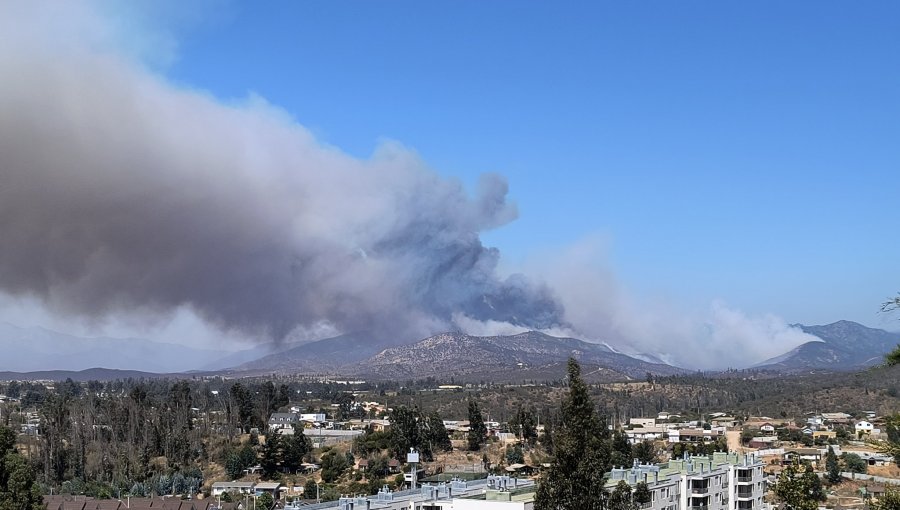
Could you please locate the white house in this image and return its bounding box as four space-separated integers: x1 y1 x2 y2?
629 417 656 428
855 421 875 435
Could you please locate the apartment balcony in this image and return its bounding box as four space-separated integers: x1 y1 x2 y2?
736 490 754 500
736 476 753 483
689 506 709 510
690 486 710 494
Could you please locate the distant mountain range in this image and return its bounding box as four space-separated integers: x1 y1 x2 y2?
227 330 688 381
2 319 897 381
0 322 259 373
755 320 900 372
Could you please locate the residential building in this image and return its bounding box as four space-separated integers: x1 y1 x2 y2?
211 481 254 496
607 453 767 510
855 421 875 435
626 426 667 444
268 412 299 431
630 418 657 428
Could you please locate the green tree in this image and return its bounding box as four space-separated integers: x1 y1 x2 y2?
872 486 900 510
608 480 635 510
303 479 317 499
467 401 488 451
260 434 283 478
506 445 525 465
774 464 825 510
535 358 611 510
256 492 274 510
886 345 900 367
282 430 312 473
841 453 867 474
321 449 349 483
633 441 657 465
825 446 841 484
422 412 452 457
389 406 421 457
877 415 900 465
540 421 554 454
633 482 651 505
0 425 42 510
275 384 291 410
610 430 632 468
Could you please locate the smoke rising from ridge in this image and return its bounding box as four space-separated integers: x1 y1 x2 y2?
0 2 820 369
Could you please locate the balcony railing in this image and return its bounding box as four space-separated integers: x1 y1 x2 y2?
737 491 753 499
691 486 710 494
737 476 753 483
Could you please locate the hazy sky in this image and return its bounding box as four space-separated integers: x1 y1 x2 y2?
0 1 898 368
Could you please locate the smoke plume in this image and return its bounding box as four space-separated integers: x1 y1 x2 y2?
0 2 563 343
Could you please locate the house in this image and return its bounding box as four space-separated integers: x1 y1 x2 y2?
822 412 853 424
710 416 738 428
268 412 299 431
782 448 822 466
855 421 875 435
505 463 536 476
254 482 281 499
300 413 327 423
625 426 666 444
668 428 724 443
759 423 776 435
748 436 778 449
812 430 837 440
211 481 255 496
629 418 656 428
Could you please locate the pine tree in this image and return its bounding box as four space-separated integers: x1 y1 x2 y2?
467 401 487 451
535 358 612 510
825 446 841 484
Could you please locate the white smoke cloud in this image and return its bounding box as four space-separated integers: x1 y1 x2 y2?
522 237 821 369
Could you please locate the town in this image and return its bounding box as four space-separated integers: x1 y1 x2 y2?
2 358 900 510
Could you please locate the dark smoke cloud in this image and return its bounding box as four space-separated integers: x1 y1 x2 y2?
0 3 564 343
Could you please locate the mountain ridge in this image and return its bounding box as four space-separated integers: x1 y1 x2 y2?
755 320 899 372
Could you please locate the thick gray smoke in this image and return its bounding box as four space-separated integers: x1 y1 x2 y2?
0 3 563 342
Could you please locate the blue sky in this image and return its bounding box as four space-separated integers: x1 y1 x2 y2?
154 1 900 328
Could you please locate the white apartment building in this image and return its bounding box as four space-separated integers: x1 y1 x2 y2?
606 452 768 510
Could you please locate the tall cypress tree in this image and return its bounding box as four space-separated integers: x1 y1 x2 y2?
467 401 487 451
825 446 841 485
535 358 612 510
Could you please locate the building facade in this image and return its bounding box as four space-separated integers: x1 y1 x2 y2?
606 452 767 510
